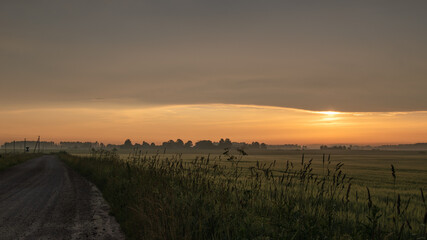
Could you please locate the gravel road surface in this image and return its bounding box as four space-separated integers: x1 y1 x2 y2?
0 155 124 240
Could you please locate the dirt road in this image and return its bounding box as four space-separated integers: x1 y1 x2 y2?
0 155 124 240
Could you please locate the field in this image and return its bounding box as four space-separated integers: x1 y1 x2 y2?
0 153 44 171
61 149 427 239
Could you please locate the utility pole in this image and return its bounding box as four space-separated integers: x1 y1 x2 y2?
13 140 15 153
34 136 40 153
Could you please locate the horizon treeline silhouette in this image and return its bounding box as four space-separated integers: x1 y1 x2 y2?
122 138 268 150
1 139 269 150
3 140 427 151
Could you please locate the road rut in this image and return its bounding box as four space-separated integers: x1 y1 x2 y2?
0 155 124 239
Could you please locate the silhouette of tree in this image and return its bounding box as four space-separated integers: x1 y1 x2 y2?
184 140 193 148
176 139 184 148
161 139 186 148
162 140 175 148
250 142 260 149
123 139 133 148
195 140 215 149
218 138 232 148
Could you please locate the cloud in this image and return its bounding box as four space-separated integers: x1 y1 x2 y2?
1 1 427 112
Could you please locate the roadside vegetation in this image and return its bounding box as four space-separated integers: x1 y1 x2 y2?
0 153 44 171
60 150 427 240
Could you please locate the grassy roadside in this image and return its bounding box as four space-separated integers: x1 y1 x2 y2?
60 151 427 240
0 153 44 171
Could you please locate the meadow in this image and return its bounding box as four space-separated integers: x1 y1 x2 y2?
61 149 427 239
0 152 44 171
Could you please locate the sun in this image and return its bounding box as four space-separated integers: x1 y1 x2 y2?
316 111 341 116
312 111 343 123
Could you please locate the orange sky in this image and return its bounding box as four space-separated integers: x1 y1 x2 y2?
2 2 427 146
1 104 426 145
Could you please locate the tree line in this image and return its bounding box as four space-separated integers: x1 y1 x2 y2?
119 138 267 150
1 139 268 150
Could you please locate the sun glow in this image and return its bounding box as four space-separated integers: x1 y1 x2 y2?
315 111 342 116
1 104 427 145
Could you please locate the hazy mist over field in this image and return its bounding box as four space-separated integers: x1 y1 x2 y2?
1 1 427 144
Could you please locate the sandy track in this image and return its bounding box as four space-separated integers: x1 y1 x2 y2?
0 155 124 240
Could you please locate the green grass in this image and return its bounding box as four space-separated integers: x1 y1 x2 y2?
61 150 427 240
0 152 44 171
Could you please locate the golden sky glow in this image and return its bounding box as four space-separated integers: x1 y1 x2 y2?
1 104 427 145
1 2 427 145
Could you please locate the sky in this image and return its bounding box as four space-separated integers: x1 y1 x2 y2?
1 1 427 145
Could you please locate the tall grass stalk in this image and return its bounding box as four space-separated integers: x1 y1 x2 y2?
61 150 426 240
